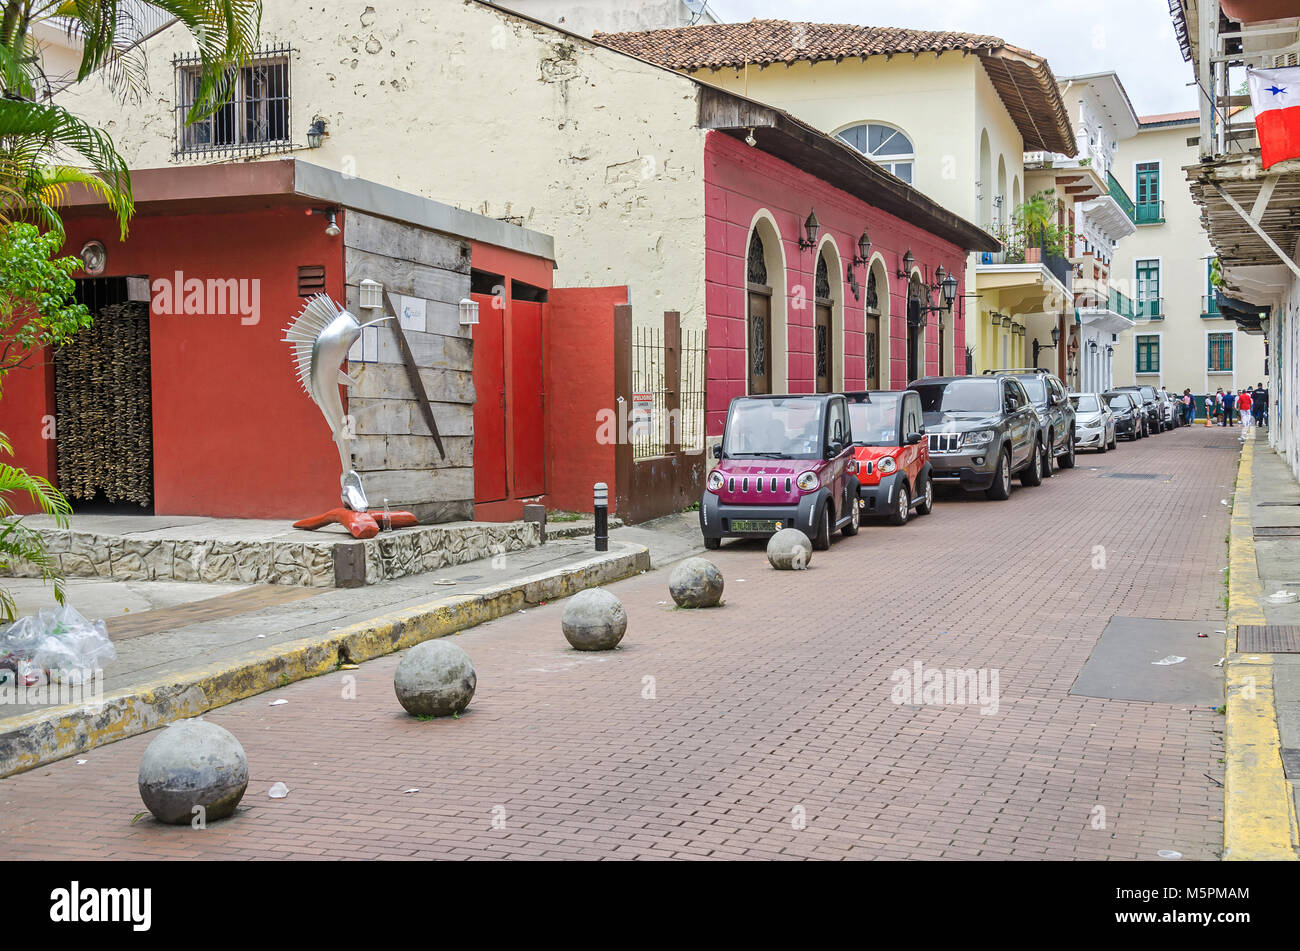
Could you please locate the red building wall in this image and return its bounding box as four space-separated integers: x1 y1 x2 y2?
704 132 968 435
0 207 346 519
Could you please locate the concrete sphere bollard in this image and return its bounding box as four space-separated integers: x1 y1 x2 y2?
561 588 627 651
767 528 813 570
137 719 248 825
669 557 724 608
394 640 477 717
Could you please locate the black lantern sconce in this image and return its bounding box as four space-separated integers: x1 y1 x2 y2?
1088 339 1099 354
852 230 872 268
897 249 915 278
307 118 328 148
798 209 821 251
1032 325 1061 367
918 264 959 315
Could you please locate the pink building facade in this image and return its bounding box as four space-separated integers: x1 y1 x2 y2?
703 130 975 437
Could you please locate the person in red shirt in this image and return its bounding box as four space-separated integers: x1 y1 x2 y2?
1239 388 1254 439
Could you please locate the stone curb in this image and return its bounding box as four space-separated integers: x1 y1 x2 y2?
1224 439 1299 860
0 543 650 778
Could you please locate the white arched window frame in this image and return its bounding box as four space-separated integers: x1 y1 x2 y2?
836 122 915 183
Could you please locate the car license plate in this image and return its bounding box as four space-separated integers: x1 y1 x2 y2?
731 519 781 533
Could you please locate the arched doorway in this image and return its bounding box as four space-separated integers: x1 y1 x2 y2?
865 263 886 389
907 274 926 383
813 242 843 393
747 230 773 394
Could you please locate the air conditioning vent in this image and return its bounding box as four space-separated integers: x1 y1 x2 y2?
298 265 326 297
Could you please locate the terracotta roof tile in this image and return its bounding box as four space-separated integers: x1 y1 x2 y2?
596 19 1076 156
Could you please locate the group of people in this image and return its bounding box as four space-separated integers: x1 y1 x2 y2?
1200 383 1269 434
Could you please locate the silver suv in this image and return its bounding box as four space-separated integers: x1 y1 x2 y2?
909 375 1047 501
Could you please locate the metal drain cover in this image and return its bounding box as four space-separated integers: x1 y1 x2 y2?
1104 473 1165 480
1259 501 1300 506
1282 749 1300 781
1254 527 1300 538
1238 625 1300 652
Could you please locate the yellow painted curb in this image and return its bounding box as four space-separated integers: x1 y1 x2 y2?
1224 439 1299 860
0 544 650 778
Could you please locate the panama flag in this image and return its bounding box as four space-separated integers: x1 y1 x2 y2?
1249 66 1300 169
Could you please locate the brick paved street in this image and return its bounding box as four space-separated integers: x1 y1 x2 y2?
0 426 1238 860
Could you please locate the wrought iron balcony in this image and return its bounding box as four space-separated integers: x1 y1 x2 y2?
1107 172 1137 226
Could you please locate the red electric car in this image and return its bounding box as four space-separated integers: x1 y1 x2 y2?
844 390 933 525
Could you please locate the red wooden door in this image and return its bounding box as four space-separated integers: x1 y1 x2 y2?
471 292 507 503
510 300 546 497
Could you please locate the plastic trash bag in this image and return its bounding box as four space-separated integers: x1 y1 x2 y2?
0 605 116 679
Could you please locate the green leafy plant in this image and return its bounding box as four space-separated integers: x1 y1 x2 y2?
0 222 89 379
0 432 69 621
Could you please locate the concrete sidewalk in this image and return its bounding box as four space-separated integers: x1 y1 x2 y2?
1225 428 1300 859
0 513 705 776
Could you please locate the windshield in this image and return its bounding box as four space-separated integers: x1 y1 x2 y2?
1071 394 1100 413
1140 387 1157 401
1105 394 1131 412
848 395 901 446
1017 376 1047 403
722 398 824 458
912 380 1000 415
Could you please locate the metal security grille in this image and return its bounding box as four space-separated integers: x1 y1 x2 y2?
55 284 153 508
174 45 292 158
1238 625 1300 652
1208 332 1233 372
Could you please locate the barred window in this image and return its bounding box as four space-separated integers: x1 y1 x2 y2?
174 46 292 158
1208 332 1233 372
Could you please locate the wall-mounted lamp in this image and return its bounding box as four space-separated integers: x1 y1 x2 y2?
307 118 327 149
1088 339 1098 354
1001 315 1013 329
79 239 107 275
1105 344 1114 356
897 249 915 278
310 206 341 237
1032 325 1060 366
846 263 860 301
852 230 872 268
459 298 480 326
360 279 383 310
798 209 821 251
744 128 757 147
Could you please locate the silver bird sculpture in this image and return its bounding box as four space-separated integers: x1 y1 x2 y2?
283 294 391 511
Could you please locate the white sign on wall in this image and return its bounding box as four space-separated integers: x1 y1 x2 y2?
399 296 427 333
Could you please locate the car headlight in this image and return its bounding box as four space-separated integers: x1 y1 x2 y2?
706 470 725 493
962 429 995 447
877 456 897 474
796 471 819 491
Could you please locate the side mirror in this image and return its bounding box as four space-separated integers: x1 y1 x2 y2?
828 440 844 458
712 443 722 460
906 433 923 445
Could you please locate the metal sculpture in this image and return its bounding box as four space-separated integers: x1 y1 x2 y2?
283 294 418 539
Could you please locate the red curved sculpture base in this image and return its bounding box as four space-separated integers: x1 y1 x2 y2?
293 508 419 540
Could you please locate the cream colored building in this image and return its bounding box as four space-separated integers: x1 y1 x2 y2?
1111 112 1266 398
54 0 712 331
599 20 1079 378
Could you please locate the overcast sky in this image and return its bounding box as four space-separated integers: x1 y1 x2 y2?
710 0 1195 117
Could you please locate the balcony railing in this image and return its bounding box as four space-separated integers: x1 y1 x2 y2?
1135 200 1165 225
1043 248 1072 292
1107 172 1137 226
1136 297 1164 319
1111 287 1137 320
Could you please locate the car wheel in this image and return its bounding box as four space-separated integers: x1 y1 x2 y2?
986 449 1012 501
1098 436 1108 454
1021 440 1045 487
812 503 832 550
915 476 934 516
889 483 911 525
842 496 860 537
703 536 721 550
1058 432 1076 469
1109 432 1117 450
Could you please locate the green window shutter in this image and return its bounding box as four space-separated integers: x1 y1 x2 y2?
1136 163 1162 223
1136 335 1160 374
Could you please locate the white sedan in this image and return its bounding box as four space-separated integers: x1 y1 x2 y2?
1070 392 1117 452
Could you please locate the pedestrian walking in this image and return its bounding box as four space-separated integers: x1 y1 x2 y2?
1223 389 1236 426
1239 388 1253 439
1182 389 1194 425
1205 393 1215 426
1253 382 1269 428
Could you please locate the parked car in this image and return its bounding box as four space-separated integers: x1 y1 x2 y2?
1070 392 1117 452
908 375 1045 500
700 393 860 550
1103 390 1145 440
844 390 933 525
1113 385 1163 434
1159 391 1180 429
989 368 1077 472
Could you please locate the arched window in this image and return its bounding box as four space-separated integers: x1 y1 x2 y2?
837 123 915 182
747 230 768 285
